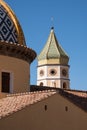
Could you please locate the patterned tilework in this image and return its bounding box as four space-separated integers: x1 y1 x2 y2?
37 28 69 61
0 5 18 43
0 90 56 119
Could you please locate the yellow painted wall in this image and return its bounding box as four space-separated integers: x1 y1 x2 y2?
0 55 30 93
38 59 60 65
0 93 87 130
38 58 68 65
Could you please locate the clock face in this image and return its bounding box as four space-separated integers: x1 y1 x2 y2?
40 70 44 76
62 69 67 76
50 69 56 76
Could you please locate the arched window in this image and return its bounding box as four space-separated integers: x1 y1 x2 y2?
63 82 67 89
40 82 43 86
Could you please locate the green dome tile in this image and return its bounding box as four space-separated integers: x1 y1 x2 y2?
38 28 69 61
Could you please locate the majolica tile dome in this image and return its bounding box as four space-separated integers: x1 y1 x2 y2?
0 0 36 63
0 0 36 93
0 0 25 45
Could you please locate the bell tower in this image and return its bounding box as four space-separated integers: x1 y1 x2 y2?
37 27 70 89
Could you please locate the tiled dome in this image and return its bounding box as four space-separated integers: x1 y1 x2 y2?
0 0 36 63
0 0 26 45
38 27 69 64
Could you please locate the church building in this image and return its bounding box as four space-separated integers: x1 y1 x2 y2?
0 1 87 130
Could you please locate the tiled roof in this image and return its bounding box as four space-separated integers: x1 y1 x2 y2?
59 89 87 112
0 90 56 119
31 86 87 112
65 90 87 98
0 88 87 119
0 93 7 99
0 0 26 45
37 27 69 62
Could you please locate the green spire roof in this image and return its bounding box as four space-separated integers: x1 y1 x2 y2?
37 27 69 61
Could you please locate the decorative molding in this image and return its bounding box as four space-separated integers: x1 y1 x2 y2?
37 64 70 68
37 78 70 81
0 41 36 63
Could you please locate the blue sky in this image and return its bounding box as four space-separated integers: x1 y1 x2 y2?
5 0 87 90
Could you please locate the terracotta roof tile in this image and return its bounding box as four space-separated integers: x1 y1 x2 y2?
65 90 87 98
0 88 87 119
59 89 87 112
0 90 56 119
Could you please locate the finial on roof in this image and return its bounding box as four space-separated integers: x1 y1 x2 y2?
51 26 54 32
51 17 54 29
51 27 54 30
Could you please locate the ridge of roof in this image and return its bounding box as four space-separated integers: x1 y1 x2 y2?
31 85 87 112
37 28 69 61
65 89 87 97
0 88 87 119
59 89 87 112
0 90 56 119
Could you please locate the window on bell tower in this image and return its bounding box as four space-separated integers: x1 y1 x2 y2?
63 82 67 89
